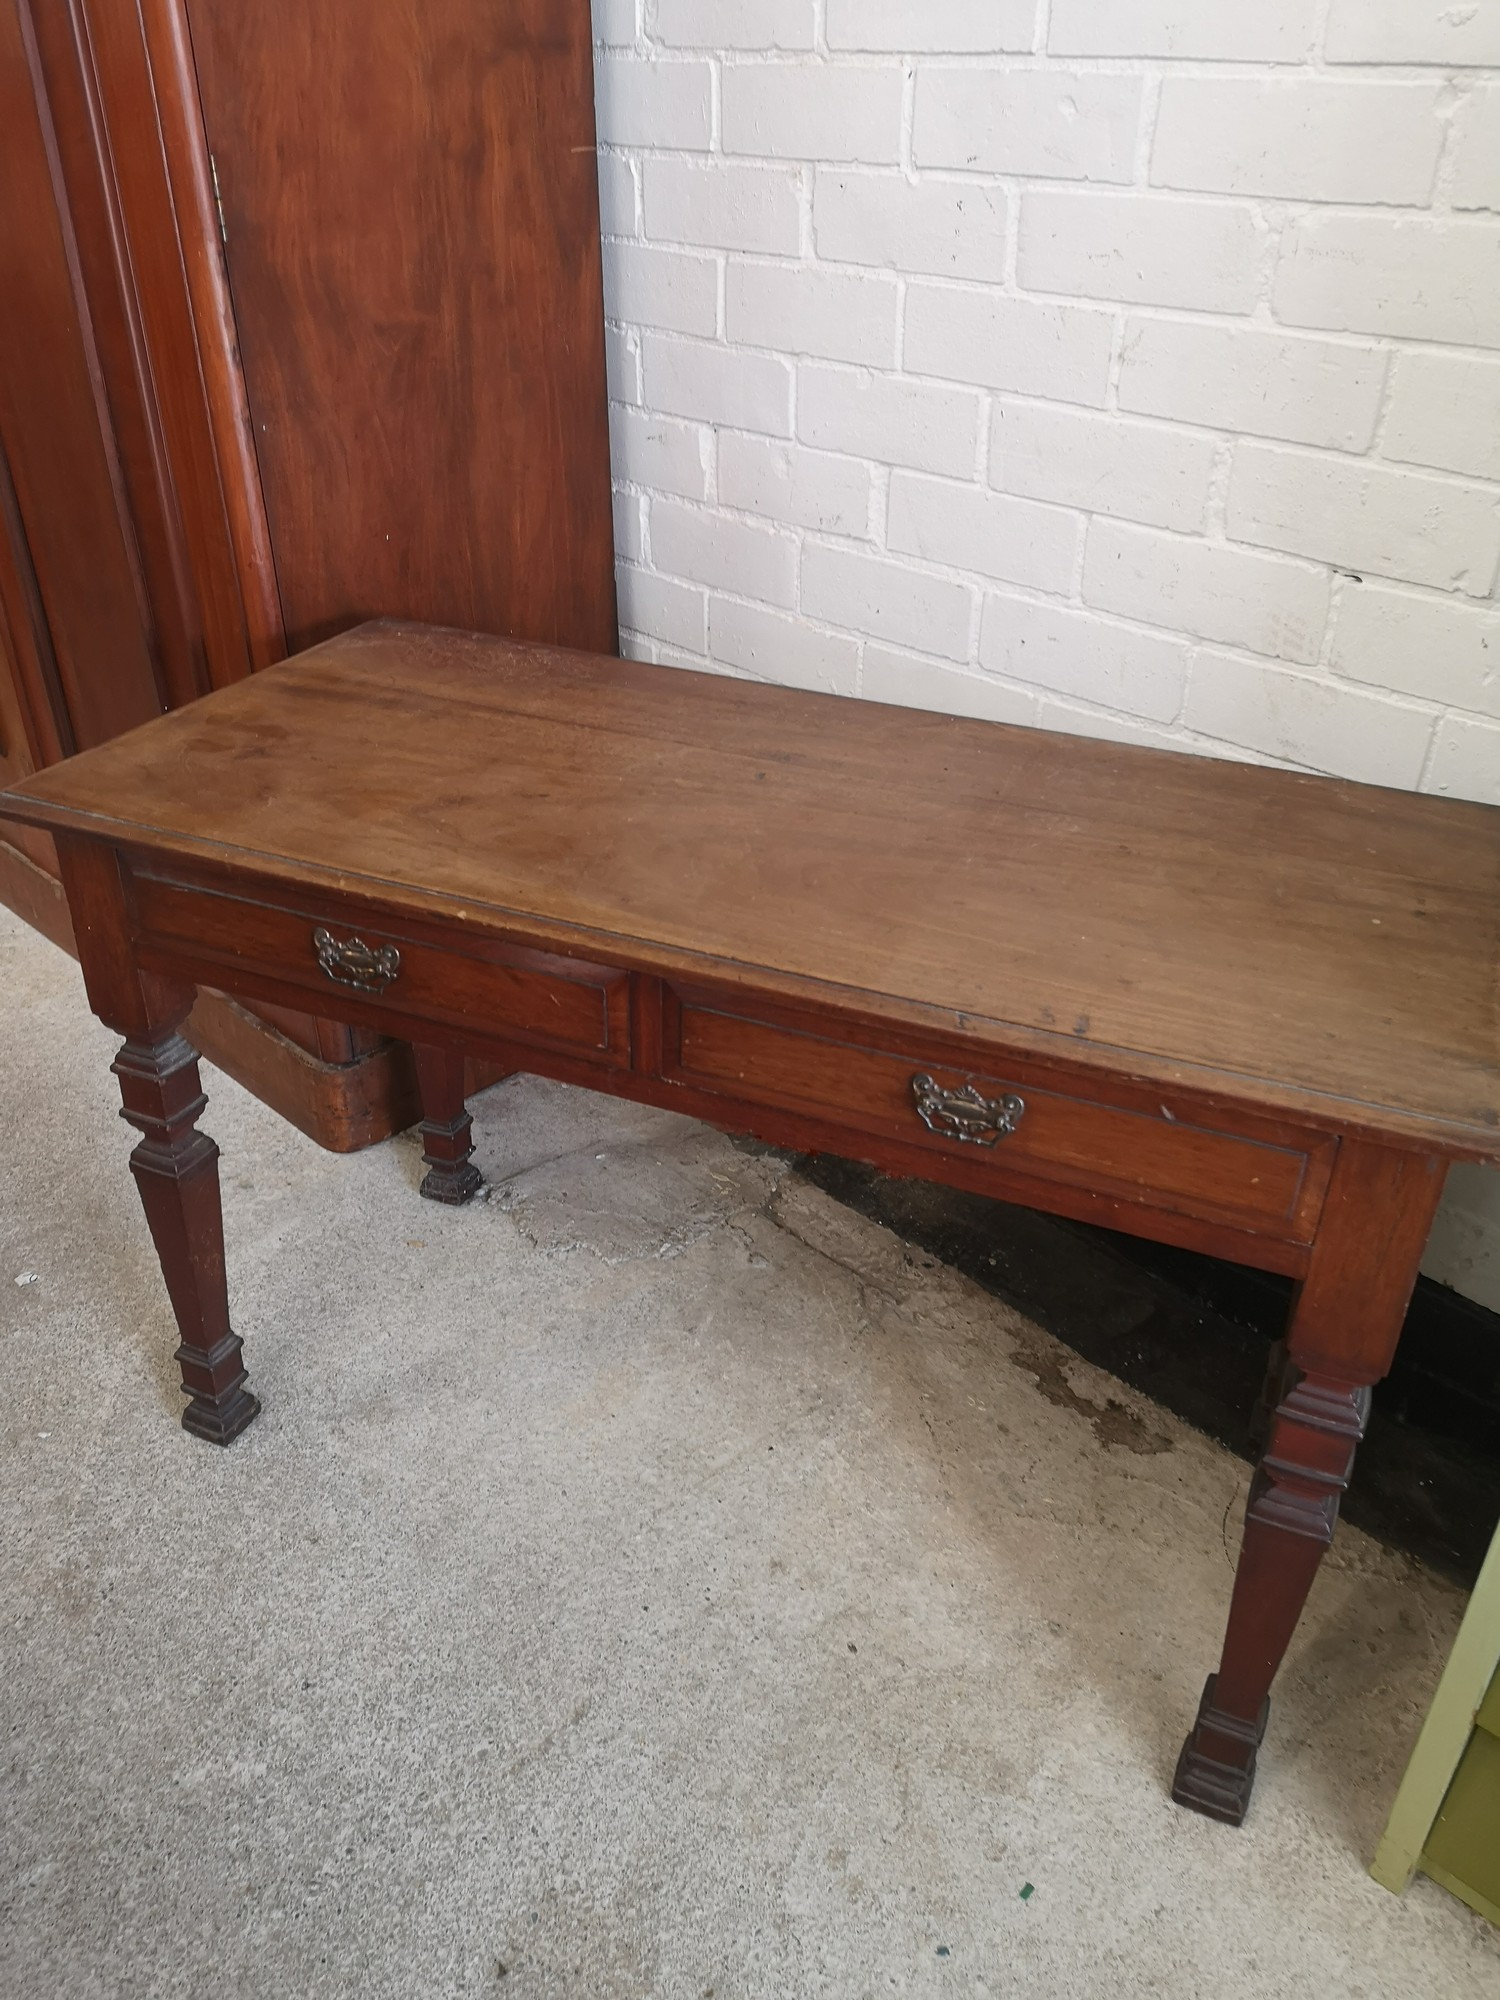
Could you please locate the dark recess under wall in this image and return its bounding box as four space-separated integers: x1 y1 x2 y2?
795 1155 1500 1590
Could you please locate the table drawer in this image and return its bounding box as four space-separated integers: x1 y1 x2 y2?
131 874 631 1064
665 989 1332 1242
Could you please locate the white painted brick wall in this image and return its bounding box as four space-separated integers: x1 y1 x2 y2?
796 364 981 475
717 431 871 536
725 260 898 365
1151 80 1447 205
1453 87 1500 209
1182 653 1436 789
601 240 717 336
1116 320 1386 454
651 499 799 606
643 159 802 254
639 333 792 435
721 64 902 162
709 596 859 692
801 542 975 658
1383 351 1500 481
886 470 1079 594
616 565 706 654
608 405 710 501
593 56 711 149
813 171 1009 282
589 0 1500 1307
989 400 1217 533
1330 583 1500 716
1325 2 1500 68
979 594 1189 719
1227 445 1500 595
1049 3 1320 62
1019 191 1266 313
1429 712 1500 807
825 2 1039 56
914 69 1143 182
904 285 1114 403
863 644 1039 723
649 0 817 53
1082 521 1331 664
1276 214 1500 347
591 0 638 49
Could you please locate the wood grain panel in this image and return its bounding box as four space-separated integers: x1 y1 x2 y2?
0 614 38 793
0 0 165 746
183 0 617 654
0 439 69 768
23 0 209 712
74 0 283 686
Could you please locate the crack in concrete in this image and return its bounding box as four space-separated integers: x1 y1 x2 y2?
758 1185 906 1309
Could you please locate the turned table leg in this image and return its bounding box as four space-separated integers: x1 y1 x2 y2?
57 835 260 1445
414 1043 482 1205
1173 1141 1446 1825
112 1026 259 1444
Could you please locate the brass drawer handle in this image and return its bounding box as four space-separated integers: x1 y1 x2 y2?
911 1073 1025 1147
313 926 401 994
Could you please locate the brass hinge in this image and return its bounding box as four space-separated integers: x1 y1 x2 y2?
209 153 228 247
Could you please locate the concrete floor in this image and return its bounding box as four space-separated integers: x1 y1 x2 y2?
1 903 1496 2000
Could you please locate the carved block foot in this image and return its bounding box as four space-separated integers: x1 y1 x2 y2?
177 1331 262 1444
419 1153 484 1205
418 1111 483 1204
414 1045 482 1204
1172 1675 1270 1826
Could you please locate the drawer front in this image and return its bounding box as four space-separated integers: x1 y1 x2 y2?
666 990 1331 1242
132 875 630 1064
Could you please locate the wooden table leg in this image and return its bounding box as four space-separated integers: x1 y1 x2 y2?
1173 1140 1447 1825
414 1042 482 1205
57 836 260 1444
112 1025 260 1444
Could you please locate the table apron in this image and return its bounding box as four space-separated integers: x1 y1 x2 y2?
124 869 1338 1280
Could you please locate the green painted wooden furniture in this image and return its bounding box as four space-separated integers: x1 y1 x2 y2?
1373 1523 1500 1923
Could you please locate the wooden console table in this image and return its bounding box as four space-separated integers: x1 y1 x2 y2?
4 621 1497 1827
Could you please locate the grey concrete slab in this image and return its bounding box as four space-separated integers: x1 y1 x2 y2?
1 903 1495 1997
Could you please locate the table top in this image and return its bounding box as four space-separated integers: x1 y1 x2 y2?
4 620 1497 1158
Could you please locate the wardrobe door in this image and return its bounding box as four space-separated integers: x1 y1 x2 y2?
183 0 618 656
0 441 65 785
0 593 41 796
0 0 166 751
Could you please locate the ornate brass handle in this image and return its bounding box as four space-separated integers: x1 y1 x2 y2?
312 926 401 995
910 1073 1025 1147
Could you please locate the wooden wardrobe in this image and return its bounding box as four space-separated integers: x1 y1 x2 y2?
0 0 616 1147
